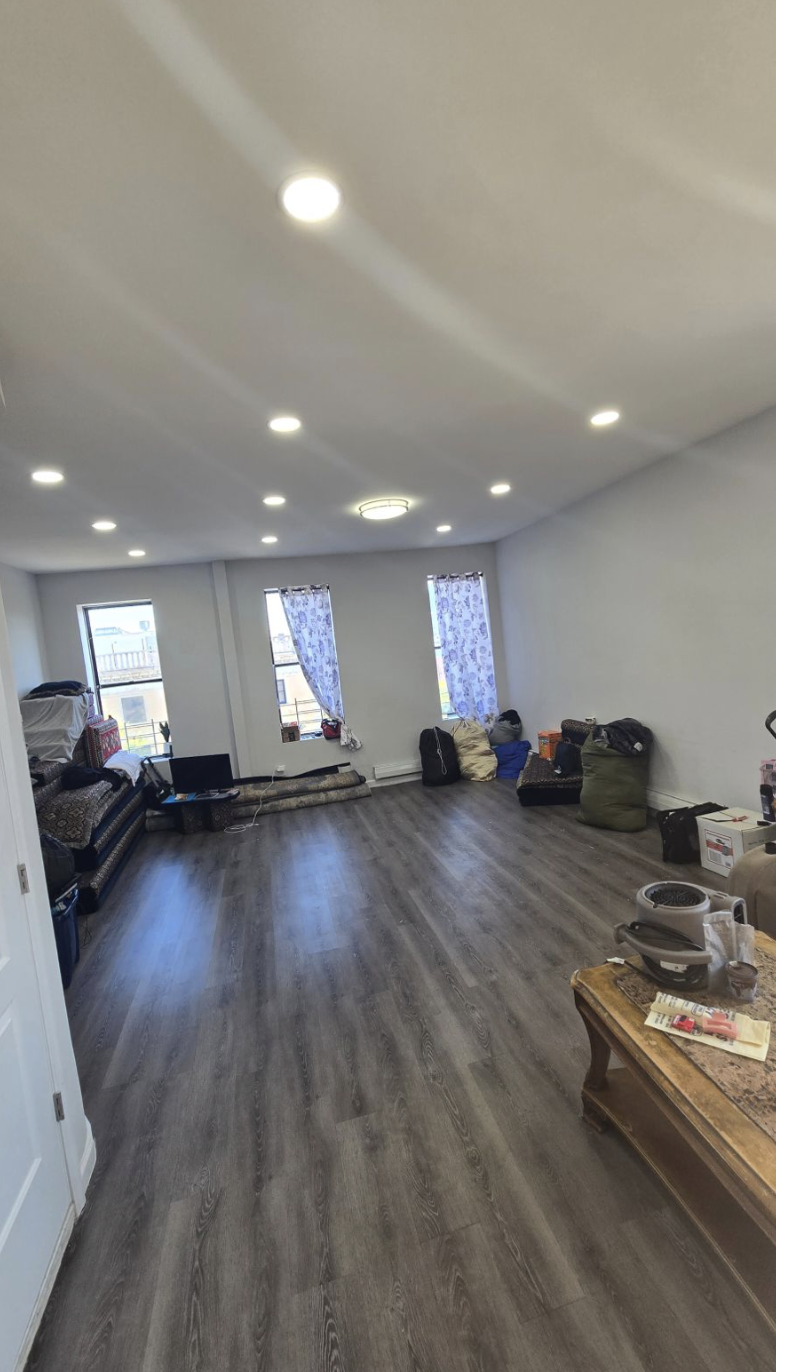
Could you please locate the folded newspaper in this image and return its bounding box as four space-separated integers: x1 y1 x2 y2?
645 992 771 1062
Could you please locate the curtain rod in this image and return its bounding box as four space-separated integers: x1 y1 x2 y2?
429 572 483 581
278 583 330 593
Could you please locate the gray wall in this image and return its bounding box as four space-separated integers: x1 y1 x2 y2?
0 561 49 695
496 409 775 809
35 543 506 780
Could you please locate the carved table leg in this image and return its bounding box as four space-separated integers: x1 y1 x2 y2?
574 991 611 1132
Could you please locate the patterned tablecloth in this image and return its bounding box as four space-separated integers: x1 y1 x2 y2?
615 944 776 1141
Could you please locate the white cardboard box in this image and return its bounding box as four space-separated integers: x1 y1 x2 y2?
695 808 775 874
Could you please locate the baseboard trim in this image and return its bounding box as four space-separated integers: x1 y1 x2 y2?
13 1204 75 1372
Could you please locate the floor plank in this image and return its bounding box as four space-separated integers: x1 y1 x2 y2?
27 781 773 1371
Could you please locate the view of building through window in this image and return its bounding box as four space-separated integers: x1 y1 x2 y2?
264 591 323 738
426 577 456 719
82 600 169 757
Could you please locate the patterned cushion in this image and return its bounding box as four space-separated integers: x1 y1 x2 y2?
85 719 122 768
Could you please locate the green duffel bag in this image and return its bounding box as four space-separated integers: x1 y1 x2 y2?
577 734 649 831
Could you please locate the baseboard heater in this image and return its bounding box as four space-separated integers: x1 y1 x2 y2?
373 760 421 781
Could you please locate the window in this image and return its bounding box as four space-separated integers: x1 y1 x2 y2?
426 577 457 720
82 600 169 757
265 591 325 738
427 573 497 722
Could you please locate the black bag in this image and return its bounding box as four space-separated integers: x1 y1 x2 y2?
420 727 460 787
51 887 80 989
656 802 725 864
553 741 581 777
40 831 76 901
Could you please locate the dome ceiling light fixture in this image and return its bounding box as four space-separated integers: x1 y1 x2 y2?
490 482 511 495
32 469 64 484
261 535 278 544
263 494 286 506
359 498 410 521
436 524 452 533
589 408 621 427
279 175 341 223
92 520 117 531
268 415 302 434
128 549 146 558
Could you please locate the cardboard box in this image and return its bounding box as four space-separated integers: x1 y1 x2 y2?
537 730 562 760
695 808 775 874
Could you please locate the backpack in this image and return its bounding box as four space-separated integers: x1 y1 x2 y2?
656 802 725 863
419 727 460 787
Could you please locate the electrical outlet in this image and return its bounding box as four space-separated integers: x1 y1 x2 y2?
585 716 596 725
275 765 286 774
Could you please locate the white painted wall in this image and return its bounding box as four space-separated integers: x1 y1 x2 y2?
0 562 49 695
35 562 237 767
496 409 775 809
35 544 507 780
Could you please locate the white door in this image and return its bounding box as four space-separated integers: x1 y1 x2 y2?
0 732 72 1372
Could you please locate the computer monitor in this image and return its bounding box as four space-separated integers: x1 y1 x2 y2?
170 753 234 794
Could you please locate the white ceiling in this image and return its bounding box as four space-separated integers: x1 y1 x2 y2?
0 0 775 573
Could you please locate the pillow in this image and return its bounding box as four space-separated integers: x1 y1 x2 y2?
85 719 122 769
452 721 497 782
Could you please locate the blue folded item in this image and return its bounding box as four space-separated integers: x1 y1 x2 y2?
492 739 532 779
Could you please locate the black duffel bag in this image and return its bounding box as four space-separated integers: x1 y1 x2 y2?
656 802 725 863
420 727 460 786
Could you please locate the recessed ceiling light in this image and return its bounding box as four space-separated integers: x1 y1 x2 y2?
279 175 341 223
359 498 409 521
436 524 452 533
128 549 146 557
31 469 64 485
490 483 511 496
261 535 278 544
263 494 286 506
589 409 620 427
268 415 302 434
92 520 117 532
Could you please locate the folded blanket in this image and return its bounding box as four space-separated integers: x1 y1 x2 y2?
104 749 142 786
37 777 129 849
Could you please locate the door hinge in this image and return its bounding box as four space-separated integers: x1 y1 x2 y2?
17 863 30 894
53 1092 65 1122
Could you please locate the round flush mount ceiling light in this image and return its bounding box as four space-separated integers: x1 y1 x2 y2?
359 498 409 521
589 408 620 427
490 482 511 496
261 535 278 544
263 494 286 506
268 415 302 434
436 524 452 533
32 468 64 485
128 548 146 558
279 175 341 223
92 520 117 532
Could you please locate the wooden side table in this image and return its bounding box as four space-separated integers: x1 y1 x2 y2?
571 934 775 1327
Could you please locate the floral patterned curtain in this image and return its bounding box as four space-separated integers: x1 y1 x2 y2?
279 586 361 749
431 574 498 724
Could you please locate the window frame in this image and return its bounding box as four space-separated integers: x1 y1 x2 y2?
427 572 493 722
264 589 334 741
81 599 170 757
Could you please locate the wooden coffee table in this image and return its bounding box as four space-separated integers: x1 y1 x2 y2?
571 933 775 1327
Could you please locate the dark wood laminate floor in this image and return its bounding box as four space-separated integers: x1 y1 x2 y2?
28 782 774 1372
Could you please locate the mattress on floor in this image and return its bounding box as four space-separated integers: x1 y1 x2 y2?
73 782 146 870
77 810 146 913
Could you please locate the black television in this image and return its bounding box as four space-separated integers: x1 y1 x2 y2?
170 753 234 794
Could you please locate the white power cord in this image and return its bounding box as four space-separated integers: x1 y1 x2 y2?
224 772 278 833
